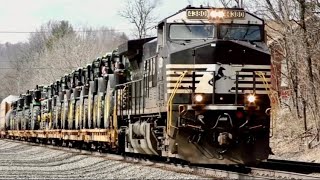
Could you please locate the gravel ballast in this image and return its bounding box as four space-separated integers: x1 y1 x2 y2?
0 140 204 179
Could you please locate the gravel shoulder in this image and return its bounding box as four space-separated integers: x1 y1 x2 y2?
0 140 205 179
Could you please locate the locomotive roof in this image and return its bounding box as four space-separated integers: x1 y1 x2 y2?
158 5 264 25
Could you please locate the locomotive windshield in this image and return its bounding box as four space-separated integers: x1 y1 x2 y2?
219 24 262 41
169 24 215 40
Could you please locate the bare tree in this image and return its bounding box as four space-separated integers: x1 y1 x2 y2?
119 0 159 39
0 21 128 101
254 0 320 148
192 0 243 7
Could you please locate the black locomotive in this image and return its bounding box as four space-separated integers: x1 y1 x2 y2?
2 6 272 165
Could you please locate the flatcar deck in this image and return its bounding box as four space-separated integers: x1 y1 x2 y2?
3 129 117 144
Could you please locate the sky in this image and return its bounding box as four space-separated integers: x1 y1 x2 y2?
0 0 211 44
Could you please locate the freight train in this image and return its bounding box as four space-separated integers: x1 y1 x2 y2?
0 6 272 165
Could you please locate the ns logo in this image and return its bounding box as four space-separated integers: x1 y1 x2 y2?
208 67 226 86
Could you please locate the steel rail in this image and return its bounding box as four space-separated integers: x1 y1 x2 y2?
256 159 320 174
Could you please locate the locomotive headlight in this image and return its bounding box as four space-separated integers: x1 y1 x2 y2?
247 94 256 103
195 94 203 103
209 10 225 19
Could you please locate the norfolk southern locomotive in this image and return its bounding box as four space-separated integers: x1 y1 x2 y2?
0 6 272 165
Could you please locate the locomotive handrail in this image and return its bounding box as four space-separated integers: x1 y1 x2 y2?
115 78 143 116
255 71 279 137
115 78 143 88
167 71 188 136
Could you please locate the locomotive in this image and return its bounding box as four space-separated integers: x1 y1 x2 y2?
1 6 272 165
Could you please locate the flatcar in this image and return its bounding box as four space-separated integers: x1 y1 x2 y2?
0 6 272 165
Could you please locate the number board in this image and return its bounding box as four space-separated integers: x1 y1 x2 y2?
186 9 246 20
186 9 208 19
224 10 246 18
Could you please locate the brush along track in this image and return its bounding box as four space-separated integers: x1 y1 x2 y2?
1 139 320 179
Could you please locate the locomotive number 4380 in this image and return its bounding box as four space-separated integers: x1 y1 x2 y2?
186 9 246 19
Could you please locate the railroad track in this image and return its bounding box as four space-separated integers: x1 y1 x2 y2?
1 138 320 179
0 139 203 179
258 159 320 174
